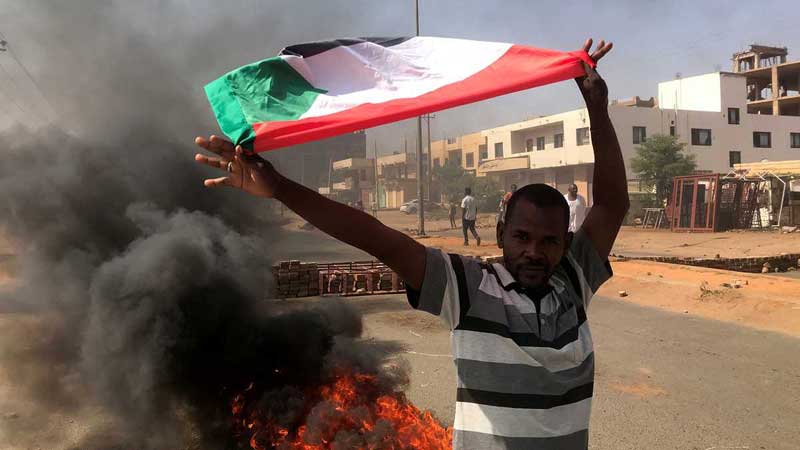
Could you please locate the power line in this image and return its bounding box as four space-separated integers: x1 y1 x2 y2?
0 31 59 122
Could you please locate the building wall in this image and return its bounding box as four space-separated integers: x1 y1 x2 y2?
265 131 367 190
430 132 485 172
658 72 726 112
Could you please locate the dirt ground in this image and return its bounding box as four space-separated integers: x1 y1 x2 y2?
408 233 800 337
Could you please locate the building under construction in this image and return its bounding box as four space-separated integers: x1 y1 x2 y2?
733 44 800 116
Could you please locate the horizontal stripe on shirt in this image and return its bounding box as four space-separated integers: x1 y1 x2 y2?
454 397 592 438
457 383 593 409
453 429 588 450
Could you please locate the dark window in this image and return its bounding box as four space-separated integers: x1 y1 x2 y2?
360 169 367 181
433 158 440 167
791 133 800 148
479 144 488 160
494 142 504 157
446 137 457 144
670 126 676 137
554 133 564 148
576 127 590 146
729 151 741 167
691 128 712 146
536 137 545 150
632 126 647 144
525 138 534 152
465 153 474 167
753 131 771 148
728 107 740 125
448 149 462 166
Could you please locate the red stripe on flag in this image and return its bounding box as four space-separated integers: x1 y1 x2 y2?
251 47 594 153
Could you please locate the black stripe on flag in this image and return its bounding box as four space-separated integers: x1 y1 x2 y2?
280 37 412 58
457 383 594 410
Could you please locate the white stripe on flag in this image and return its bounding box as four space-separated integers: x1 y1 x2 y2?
282 37 512 120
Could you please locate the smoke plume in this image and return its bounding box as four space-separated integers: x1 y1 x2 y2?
0 2 410 449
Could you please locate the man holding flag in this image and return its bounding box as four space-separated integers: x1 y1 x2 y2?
195 38 627 449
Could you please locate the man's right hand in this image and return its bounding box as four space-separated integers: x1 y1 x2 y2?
194 135 282 199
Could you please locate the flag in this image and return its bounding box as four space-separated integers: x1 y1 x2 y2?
205 36 595 152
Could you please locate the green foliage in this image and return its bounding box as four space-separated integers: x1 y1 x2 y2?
630 134 697 203
433 160 502 211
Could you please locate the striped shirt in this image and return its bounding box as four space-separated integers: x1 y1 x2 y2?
407 230 612 449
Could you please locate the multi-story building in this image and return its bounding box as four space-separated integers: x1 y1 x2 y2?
320 157 375 206
264 130 367 191
431 46 800 206
429 132 486 174
375 151 418 209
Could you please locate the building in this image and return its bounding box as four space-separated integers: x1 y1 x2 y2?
264 131 367 191
733 45 800 116
427 46 800 207
429 132 486 174
375 151 418 209
320 157 375 206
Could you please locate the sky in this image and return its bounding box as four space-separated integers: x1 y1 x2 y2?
0 0 798 155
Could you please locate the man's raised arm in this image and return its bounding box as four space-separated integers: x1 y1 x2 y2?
575 40 630 260
194 139 426 290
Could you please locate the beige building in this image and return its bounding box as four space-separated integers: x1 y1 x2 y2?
376 152 418 209
429 132 486 174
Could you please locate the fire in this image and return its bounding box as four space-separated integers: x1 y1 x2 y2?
231 368 452 449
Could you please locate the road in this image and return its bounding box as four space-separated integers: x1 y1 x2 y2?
312 294 800 450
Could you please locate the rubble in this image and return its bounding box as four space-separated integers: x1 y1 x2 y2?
618 290 628 297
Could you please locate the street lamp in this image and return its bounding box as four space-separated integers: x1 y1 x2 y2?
415 0 426 236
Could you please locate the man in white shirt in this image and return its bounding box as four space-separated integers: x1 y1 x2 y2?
565 183 587 233
461 187 480 246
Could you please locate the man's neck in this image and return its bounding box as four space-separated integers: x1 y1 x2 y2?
568 193 577 200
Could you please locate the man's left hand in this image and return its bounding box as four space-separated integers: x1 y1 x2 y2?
576 39 613 110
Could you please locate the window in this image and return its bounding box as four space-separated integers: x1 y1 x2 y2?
576 127 590 146
753 131 771 148
494 142 504 157
729 151 741 167
446 137 457 144
691 128 712 146
448 149 462 166
465 153 474 167
525 138 534 152
728 107 740 125
479 144 488 160
554 133 564 148
670 126 676 137
791 133 800 148
536 136 545 151
360 169 367 181
433 158 440 167
632 126 647 144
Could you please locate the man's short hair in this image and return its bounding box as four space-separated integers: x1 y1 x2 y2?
503 184 569 232
465 187 472 195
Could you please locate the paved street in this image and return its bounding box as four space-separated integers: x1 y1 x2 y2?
313 294 800 450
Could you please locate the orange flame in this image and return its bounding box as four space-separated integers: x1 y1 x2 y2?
231 369 452 449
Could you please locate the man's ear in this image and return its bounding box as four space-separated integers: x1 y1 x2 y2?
496 221 505 248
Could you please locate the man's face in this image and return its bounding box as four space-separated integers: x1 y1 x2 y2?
497 199 570 289
568 185 578 196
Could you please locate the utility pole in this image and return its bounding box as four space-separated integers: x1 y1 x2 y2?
373 141 379 219
421 114 435 202
415 0 426 236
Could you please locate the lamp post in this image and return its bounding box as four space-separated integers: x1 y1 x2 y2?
415 0 425 236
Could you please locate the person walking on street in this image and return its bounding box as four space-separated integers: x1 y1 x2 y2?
461 187 480 246
499 183 518 223
565 183 588 232
449 202 458 229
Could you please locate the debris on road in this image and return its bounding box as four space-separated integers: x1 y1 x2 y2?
618 290 628 297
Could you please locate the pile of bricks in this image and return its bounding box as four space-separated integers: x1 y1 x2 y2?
272 260 320 298
622 253 800 273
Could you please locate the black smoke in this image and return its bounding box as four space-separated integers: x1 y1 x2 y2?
0 2 409 449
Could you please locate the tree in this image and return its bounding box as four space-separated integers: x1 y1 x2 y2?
433 160 501 211
434 160 473 204
630 134 697 204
